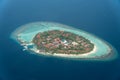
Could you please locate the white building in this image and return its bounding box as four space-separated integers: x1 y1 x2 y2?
72 42 78 46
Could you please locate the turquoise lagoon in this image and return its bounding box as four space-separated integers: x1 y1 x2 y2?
11 22 117 60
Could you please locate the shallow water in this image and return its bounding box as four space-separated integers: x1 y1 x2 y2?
0 0 120 80
11 22 116 59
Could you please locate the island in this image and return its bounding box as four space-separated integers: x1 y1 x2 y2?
10 22 117 60
32 30 94 54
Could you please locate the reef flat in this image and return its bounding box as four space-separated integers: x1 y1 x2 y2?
11 22 117 60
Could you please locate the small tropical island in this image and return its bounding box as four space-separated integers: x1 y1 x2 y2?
32 30 94 54
11 22 117 60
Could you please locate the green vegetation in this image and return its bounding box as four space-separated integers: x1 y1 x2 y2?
32 30 94 54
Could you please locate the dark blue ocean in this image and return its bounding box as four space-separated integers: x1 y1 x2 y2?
0 0 120 80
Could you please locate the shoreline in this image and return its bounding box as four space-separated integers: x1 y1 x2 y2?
32 44 109 59
11 22 118 60
30 44 116 61
52 45 97 58
31 44 117 61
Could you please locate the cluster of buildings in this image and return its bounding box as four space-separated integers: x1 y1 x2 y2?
40 37 69 49
36 34 91 50
33 30 94 54
76 36 91 48
16 30 93 54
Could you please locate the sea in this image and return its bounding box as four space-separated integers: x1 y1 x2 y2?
0 0 120 80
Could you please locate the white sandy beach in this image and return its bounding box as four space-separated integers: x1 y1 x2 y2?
32 45 97 58
53 45 97 58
